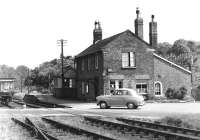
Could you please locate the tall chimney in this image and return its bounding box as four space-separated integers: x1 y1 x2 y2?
93 21 102 44
135 7 143 39
149 15 158 47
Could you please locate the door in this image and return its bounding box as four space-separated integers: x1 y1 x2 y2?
94 77 99 98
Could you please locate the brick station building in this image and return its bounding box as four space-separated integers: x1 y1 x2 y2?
75 8 191 101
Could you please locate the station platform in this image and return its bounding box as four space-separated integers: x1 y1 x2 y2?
39 94 97 109
13 92 97 109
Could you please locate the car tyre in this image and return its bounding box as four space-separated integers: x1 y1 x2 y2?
100 102 108 109
127 103 138 109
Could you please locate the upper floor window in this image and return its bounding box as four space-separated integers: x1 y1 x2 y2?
81 59 85 71
95 55 99 69
74 61 77 70
87 57 91 71
122 52 136 68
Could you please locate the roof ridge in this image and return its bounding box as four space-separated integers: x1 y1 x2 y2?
126 30 152 47
76 30 127 58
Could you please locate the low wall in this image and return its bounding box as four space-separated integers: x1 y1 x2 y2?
52 88 77 99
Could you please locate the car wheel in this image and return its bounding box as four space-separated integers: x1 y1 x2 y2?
100 102 107 109
127 103 138 109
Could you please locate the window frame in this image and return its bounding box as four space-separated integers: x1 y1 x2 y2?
81 81 89 95
87 57 90 71
136 83 148 93
154 81 162 96
81 59 85 71
110 80 123 91
122 52 136 68
95 55 99 70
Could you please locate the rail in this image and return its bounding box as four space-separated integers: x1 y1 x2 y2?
12 117 59 140
84 116 200 140
42 117 118 140
117 117 200 136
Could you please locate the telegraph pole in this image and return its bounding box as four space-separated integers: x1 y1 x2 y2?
27 68 30 94
57 39 67 92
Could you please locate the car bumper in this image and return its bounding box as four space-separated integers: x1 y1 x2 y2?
137 101 145 106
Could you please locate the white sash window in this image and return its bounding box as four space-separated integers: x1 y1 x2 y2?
122 52 136 68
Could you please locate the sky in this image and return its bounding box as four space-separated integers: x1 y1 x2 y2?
0 0 200 69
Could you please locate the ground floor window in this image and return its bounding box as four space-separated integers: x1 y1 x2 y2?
64 78 73 88
155 81 162 95
81 81 89 95
136 83 148 93
110 80 123 90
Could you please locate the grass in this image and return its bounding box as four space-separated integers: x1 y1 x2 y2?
157 114 200 130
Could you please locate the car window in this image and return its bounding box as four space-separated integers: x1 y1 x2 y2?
121 90 129 95
110 90 115 95
113 90 122 95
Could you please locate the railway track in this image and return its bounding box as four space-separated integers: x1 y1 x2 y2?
117 117 200 138
84 116 200 140
12 117 59 140
11 116 118 140
42 117 118 140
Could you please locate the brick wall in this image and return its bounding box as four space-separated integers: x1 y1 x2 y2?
76 51 104 100
102 31 155 94
76 30 192 100
154 56 192 95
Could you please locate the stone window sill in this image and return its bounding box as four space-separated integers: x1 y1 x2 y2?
121 67 136 69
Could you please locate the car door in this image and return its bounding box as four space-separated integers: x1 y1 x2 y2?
120 90 130 105
109 90 124 106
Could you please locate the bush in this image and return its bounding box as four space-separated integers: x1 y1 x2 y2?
165 86 187 100
165 88 175 99
178 86 187 99
191 87 200 101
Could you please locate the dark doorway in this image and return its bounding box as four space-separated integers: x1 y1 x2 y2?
94 77 99 99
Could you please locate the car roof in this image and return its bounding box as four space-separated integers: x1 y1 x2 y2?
116 88 134 91
116 88 136 93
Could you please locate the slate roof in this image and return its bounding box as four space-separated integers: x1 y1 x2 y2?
76 30 129 58
76 29 154 58
75 29 191 74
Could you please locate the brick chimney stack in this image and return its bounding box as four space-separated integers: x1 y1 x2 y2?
149 15 158 47
135 7 143 39
93 21 102 44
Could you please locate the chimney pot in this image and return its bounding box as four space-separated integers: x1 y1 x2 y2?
135 7 143 39
93 21 102 44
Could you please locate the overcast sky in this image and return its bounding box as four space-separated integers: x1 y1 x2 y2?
0 0 199 69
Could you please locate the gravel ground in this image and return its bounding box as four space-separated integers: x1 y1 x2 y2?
0 117 38 140
1 102 200 139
